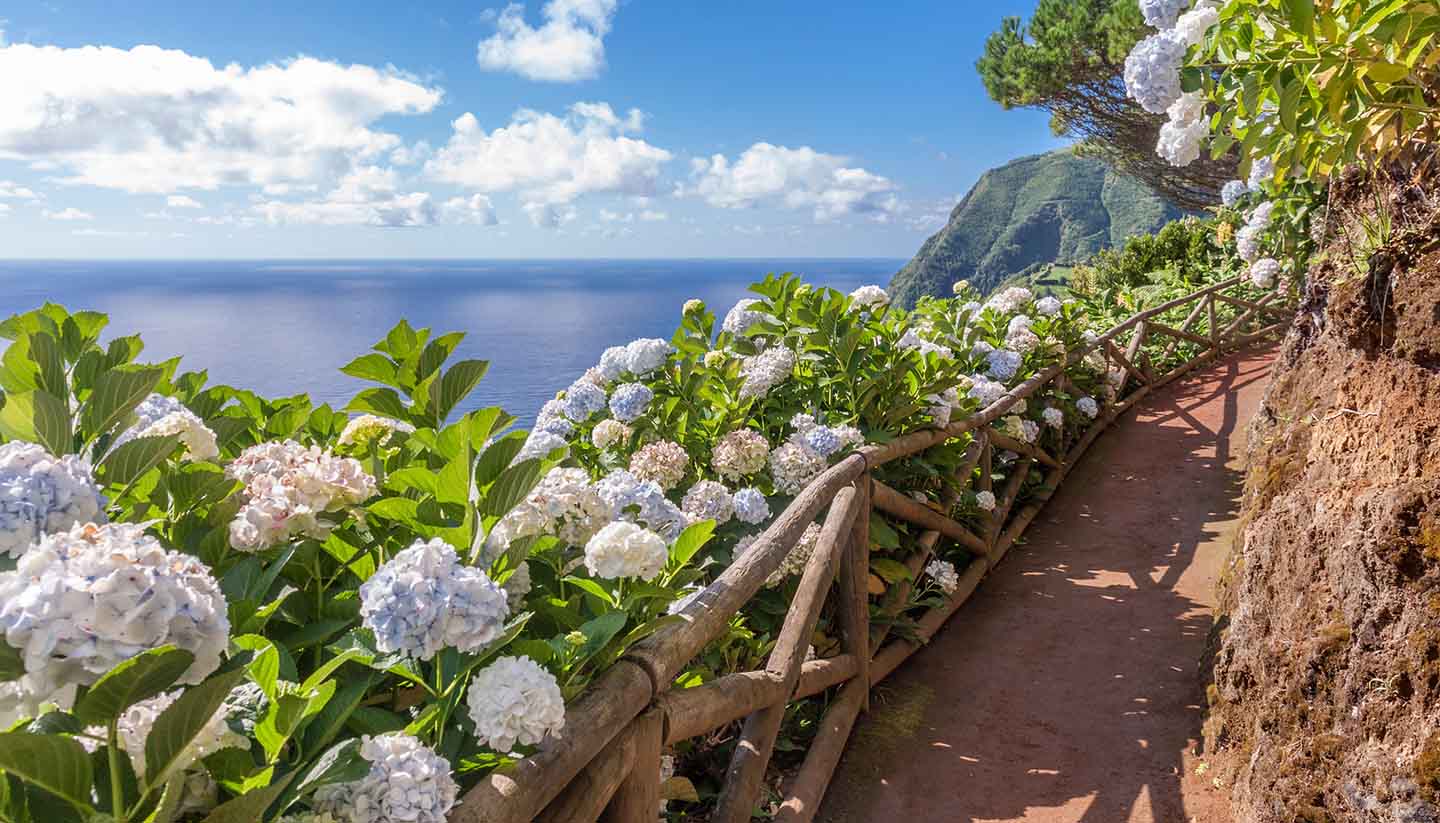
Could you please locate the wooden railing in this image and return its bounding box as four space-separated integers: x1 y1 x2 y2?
452 275 1290 823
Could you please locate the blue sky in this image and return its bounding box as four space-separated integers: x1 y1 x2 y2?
0 0 1066 258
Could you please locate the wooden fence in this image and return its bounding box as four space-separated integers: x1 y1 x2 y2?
452 275 1291 823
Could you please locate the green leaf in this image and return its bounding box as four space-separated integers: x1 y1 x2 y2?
561 576 617 609
869 557 913 585
99 434 182 487
1285 0 1314 38
473 432 526 488
291 738 368 799
0 733 94 811
344 388 410 421
0 391 38 445
339 353 400 388
28 333 67 399
29 390 71 456
196 771 297 823
80 366 165 443
299 678 371 759
73 646 194 727
143 668 247 790
480 459 543 518
0 640 22 684
427 359 489 426
668 521 715 570
575 611 627 662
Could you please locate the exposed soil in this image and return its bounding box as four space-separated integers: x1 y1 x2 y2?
1204 174 1440 822
818 348 1276 823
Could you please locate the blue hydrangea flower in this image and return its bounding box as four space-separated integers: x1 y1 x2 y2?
802 426 844 458
595 470 688 540
609 383 654 423
732 488 770 525
562 381 608 421
360 539 509 661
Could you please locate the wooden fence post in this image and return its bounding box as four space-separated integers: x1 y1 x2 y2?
601 709 665 823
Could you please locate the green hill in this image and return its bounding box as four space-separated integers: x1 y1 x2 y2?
889 148 1188 305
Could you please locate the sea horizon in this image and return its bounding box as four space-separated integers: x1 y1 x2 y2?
0 257 905 426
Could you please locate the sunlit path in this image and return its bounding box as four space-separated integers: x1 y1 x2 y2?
819 348 1277 823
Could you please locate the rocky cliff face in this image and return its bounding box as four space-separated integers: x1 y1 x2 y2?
888 148 1186 306
1206 166 1440 822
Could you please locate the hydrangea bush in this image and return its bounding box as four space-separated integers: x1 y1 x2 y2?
0 269 1250 820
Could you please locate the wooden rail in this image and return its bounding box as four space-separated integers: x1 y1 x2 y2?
451 275 1289 823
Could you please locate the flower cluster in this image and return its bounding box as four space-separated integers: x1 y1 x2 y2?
584 521 669 580
313 733 458 823
0 441 106 559
848 284 890 310
739 344 796 400
596 470 690 539
360 539 509 661
119 394 220 461
1236 201 1275 263
1249 257 1281 289
0 522 229 711
630 440 689 490
925 559 959 595
1138 0 1189 28
975 490 997 512
681 480 734 526
765 522 822 587
598 338 675 381
1124 30 1188 114
609 383 653 423
591 419 631 450
562 380 608 421
1077 396 1100 419
711 429 771 481
1158 91 1208 167
338 414 415 449
491 467 613 551
466 655 566 752
112 690 246 777
722 298 771 337
227 440 376 552
732 487 771 525
984 286 1034 315
1221 179 1249 207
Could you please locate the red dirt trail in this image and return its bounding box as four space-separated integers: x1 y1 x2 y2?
818 348 1276 823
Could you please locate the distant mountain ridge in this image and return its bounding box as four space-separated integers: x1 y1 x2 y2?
889 148 1188 305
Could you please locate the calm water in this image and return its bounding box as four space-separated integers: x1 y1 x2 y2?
0 259 902 425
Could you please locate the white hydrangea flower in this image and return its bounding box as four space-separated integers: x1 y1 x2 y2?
681 480 734 526
1043 407 1065 429
983 286 1033 315
683 298 705 314
466 655 565 753
1174 4 1219 46
360 539 509 661
1035 296 1063 317
722 298 771 336
338 414 415 449
703 350 728 369
765 522 822 587
898 328 953 359
119 394 221 462
926 387 960 429
1124 30 1187 114
848 285 890 310
110 690 245 777
591 419 631 450
584 521 669 581
711 429 770 481
0 522 229 702
500 562 532 612
488 468 611 552
1249 257 1281 289
968 375 1010 408
1006 327 1042 354
925 559 959 595
739 345 796 400
630 440 688 491
517 430 569 463
623 338 674 376
1077 396 1100 419
596 346 629 382
0 441 106 559
769 441 826 495
974 490 997 512
1236 201 1275 262
313 733 457 823
226 441 376 552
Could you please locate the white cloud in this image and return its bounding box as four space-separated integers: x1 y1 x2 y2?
0 180 39 199
254 166 437 228
0 203 10 216
640 209 668 221
683 143 901 223
441 194 499 226
43 207 93 220
0 44 442 194
72 228 147 237
427 102 671 226
477 0 617 82
166 195 203 209
523 202 577 228
904 196 959 233
599 207 667 223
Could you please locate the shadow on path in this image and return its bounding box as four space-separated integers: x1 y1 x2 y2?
818 349 1276 823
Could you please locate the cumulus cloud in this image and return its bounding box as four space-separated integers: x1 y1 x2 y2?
477 0 617 82
427 102 671 226
904 197 959 233
166 195 203 209
441 194 499 226
0 44 442 194
683 143 901 223
253 166 437 228
599 208 667 223
0 181 39 200
43 207 93 221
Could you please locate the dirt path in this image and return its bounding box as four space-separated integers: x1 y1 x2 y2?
818 348 1276 823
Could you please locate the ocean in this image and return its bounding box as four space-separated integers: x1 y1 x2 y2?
0 259 903 426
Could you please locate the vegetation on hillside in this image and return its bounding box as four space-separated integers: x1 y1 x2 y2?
888 148 1187 307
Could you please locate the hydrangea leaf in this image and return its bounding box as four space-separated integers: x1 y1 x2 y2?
73 646 195 727
195 770 297 823
78 365 165 445
0 733 94 812
97 433 182 487
142 668 247 791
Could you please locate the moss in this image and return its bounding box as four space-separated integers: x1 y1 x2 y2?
1420 526 1440 563
1315 623 1352 653
817 684 936 822
1413 732 1440 801
1206 683 1220 706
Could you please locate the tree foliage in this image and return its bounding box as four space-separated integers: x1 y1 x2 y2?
977 0 1237 209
